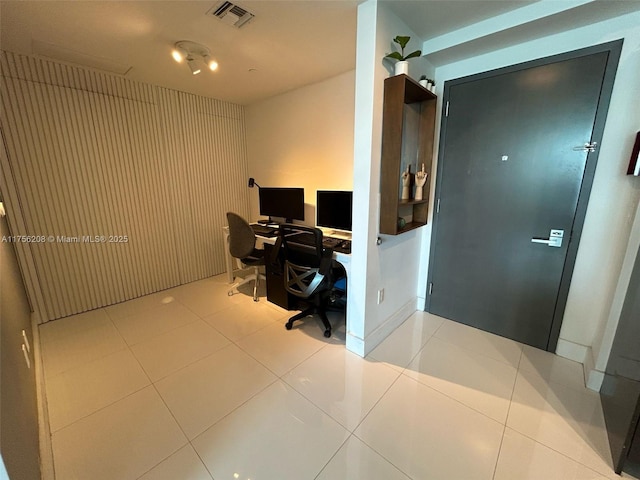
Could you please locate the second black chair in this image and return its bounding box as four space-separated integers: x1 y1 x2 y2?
226 212 265 302
280 224 346 338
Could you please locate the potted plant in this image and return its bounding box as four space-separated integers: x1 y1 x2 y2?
385 35 421 76
419 75 428 88
427 78 436 93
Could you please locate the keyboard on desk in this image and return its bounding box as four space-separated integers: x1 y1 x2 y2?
333 240 351 254
323 237 351 254
288 234 351 254
322 237 341 248
251 224 278 237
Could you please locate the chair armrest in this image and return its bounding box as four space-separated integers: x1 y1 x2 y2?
319 248 333 276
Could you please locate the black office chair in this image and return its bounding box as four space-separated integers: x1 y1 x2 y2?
227 212 265 302
280 224 346 338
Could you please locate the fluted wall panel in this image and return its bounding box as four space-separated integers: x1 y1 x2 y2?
0 51 249 321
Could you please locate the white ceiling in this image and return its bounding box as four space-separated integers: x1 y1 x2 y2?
1 0 361 105
2 1 636 105
385 0 535 40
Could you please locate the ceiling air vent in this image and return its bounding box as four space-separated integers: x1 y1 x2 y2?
208 1 254 28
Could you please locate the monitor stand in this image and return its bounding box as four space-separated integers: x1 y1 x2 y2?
257 217 273 225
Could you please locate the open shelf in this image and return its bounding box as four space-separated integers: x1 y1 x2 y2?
379 74 437 235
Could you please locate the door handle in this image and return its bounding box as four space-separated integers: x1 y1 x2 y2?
531 229 564 248
572 142 597 152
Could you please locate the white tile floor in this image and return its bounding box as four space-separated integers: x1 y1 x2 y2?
40 274 635 480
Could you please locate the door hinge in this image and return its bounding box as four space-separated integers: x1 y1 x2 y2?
445 101 449 117
429 282 433 295
436 198 440 213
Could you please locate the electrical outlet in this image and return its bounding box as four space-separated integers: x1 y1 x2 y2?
377 288 384 304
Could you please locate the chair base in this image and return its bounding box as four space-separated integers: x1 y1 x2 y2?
228 266 265 302
285 306 332 338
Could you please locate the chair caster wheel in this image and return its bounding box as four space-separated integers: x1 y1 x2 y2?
324 330 331 338
253 298 259 302
285 321 293 330
227 291 233 296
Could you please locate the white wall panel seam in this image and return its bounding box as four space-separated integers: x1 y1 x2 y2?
0 50 248 320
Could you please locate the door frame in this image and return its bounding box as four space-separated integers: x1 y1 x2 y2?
426 40 623 352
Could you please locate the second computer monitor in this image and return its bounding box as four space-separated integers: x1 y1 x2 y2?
316 190 353 232
258 187 305 223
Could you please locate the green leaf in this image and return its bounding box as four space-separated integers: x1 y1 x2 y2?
385 52 404 61
404 50 422 60
394 36 410 49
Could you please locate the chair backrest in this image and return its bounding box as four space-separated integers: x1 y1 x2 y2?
280 224 331 299
227 212 256 260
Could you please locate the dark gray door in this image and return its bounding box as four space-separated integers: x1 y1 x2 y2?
601 248 640 475
427 44 620 350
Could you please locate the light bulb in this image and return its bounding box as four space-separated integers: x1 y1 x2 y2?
203 55 218 71
171 47 186 63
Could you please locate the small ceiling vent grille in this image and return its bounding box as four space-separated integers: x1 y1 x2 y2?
208 1 254 28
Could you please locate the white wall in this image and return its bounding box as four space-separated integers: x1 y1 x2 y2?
247 2 639 367
245 1 435 355
430 12 640 373
588 199 640 389
245 70 356 226
349 0 436 355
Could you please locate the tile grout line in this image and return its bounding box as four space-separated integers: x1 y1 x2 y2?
397 324 519 429
347 370 417 479
491 347 524 480
128 322 235 383
132 278 284 479
40 277 264 474
109 303 203 348
187 375 279 444
231 322 334 378
48 383 151 436
432 327 524 369
312 433 353 480
509 351 617 478
43 311 147 433
40 309 129 379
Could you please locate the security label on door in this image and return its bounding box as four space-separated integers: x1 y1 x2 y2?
531 229 564 247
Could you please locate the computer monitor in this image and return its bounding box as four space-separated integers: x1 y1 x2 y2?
316 190 353 233
258 187 305 223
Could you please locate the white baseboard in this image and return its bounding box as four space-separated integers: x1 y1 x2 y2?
558 340 604 392
345 333 365 357
346 298 417 357
555 338 588 364
580 343 604 391
587 369 605 392
555 339 606 391
31 315 55 480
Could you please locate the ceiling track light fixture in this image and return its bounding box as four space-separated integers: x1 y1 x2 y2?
171 40 218 75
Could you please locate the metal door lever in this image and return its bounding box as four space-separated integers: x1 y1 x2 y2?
531 229 564 248
573 142 597 152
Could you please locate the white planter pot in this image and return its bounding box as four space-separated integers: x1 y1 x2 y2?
429 84 436 93
394 61 409 76
419 79 428 88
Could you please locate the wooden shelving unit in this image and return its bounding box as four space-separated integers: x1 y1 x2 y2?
379 74 437 235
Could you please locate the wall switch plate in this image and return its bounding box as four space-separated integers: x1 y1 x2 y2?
377 288 384 304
